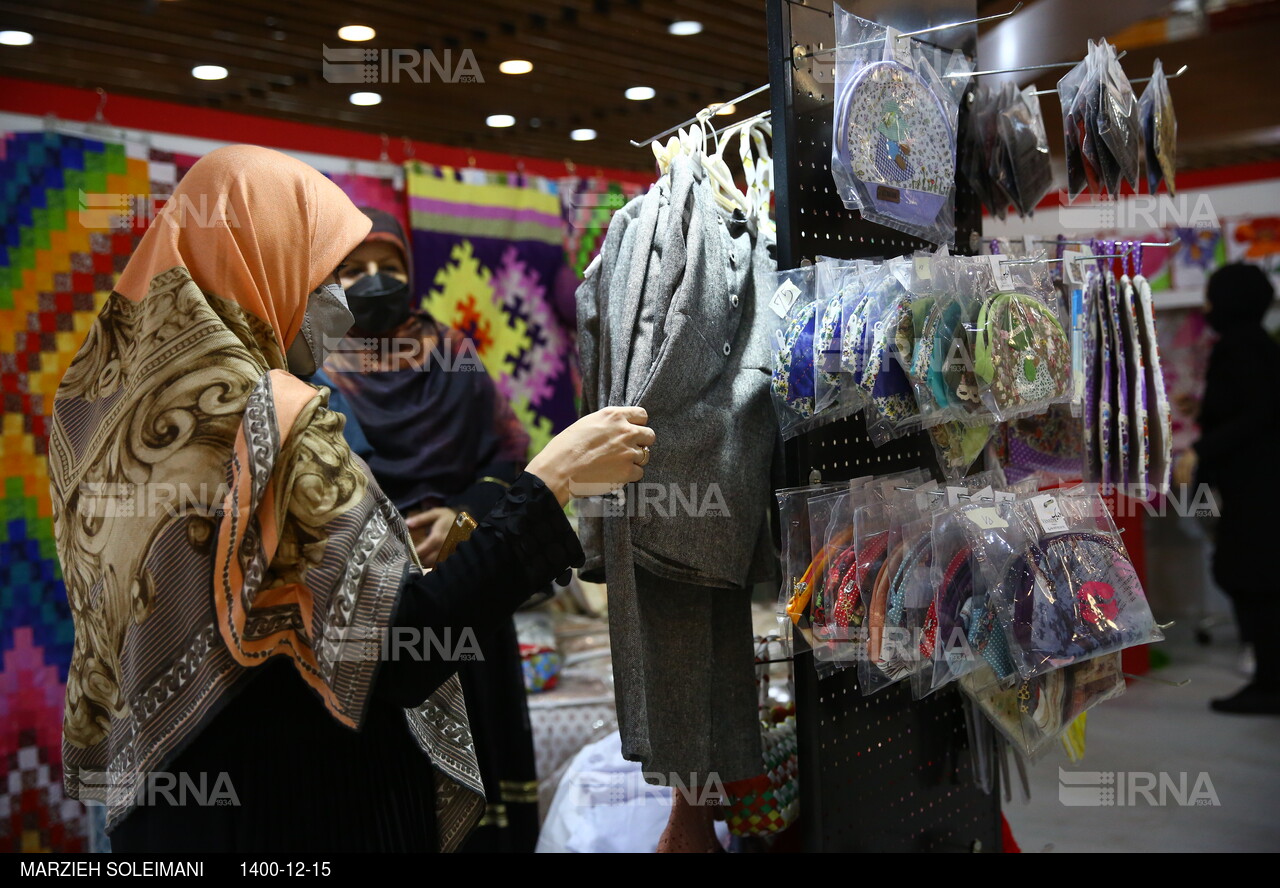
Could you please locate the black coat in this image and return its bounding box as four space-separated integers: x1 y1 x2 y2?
1194 326 1280 593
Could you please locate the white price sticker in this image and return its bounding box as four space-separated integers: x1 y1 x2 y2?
914 256 933 281
770 279 802 319
1030 494 1070 534
885 27 913 67
966 506 1008 530
987 255 1015 291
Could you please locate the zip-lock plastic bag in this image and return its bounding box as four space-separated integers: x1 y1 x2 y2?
1096 40 1141 193
929 421 993 482
960 653 1125 759
1119 257 1150 492
969 489 1164 681
859 484 940 695
987 83 1021 218
1139 59 1177 195
915 256 990 427
1057 49 1092 200
768 266 823 440
814 257 872 421
861 260 922 445
960 84 999 219
831 8 965 245
777 482 849 654
999 85 1053 216
1132 267 1173 493
971 256 1072 423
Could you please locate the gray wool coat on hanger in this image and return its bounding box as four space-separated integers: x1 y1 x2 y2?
575 153 781 780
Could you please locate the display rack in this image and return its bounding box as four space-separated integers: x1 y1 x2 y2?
765 0 1002 852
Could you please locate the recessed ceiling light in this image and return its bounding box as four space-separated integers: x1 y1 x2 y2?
191 65 228 81
0 30 34 46
486 114 516 128
338 25 376 42
710 103 736 116
349 91 382 106
499 59 533 75
668 21 703 36
570 128 598 142
625 86 655 101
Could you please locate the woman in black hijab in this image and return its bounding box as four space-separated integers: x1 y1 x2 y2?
1176 262 1280 715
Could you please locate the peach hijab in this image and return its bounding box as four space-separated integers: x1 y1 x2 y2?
48 146 484 850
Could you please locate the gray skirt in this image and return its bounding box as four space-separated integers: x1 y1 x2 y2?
608 563 763 787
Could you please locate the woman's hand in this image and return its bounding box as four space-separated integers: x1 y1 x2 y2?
405 506 459 566
525 406 656 506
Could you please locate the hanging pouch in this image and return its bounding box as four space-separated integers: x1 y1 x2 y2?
1119 264 1149 491
997 491 1164 680
832 10 961 245
973 289 1071 422
1133 271 1173 492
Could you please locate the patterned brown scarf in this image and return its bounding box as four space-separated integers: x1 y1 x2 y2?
48 146 484 851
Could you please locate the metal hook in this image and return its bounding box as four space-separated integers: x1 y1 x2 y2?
1131 63 1189 85
630 83 771 148
93 88 108 124
1032 63 1186 95
796 2 1023 60
947 49 1126 79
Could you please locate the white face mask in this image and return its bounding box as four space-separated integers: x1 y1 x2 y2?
286 282 354 375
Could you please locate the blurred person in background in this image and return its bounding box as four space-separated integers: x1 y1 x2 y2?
1175 262 1280 715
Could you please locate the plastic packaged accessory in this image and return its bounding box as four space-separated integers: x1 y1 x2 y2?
831 9 965 245
1119 251 1150 491
814 257 870 420
960 652 1125 759
972 259 1072 422
777 482 849 653
915 256 989 426
1101 249 1130 488
1132 263 1173 493
769 266 822 439
1096 40 1141 193
973 489 1164 681
861 261 921 445
998 85 1053 216
1057 49 1091 200
1139 59 1177 195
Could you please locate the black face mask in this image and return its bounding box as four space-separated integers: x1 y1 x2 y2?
345 272 412 334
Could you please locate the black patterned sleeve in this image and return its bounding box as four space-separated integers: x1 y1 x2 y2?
373 471 584 707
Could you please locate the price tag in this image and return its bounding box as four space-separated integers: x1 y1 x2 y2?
914 256 933 281
987 255 1015 291
770 279 802 319
966 506 1008 530
971 485 995 503
1030 493 1070 534
885 26 913 67
994 490 1016 503
946 486 967 506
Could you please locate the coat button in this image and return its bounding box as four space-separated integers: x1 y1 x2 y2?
722 342 731 356
730 293 740 308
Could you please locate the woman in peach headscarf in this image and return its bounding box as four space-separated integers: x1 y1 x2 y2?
47 145 653 852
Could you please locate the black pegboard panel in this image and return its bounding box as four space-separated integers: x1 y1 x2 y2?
767 0 1001 852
